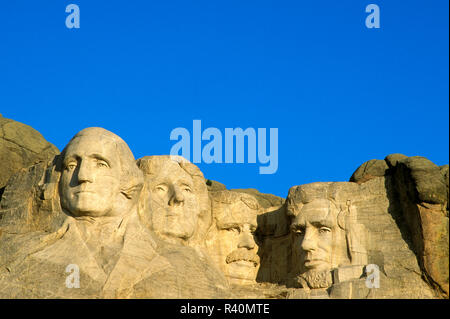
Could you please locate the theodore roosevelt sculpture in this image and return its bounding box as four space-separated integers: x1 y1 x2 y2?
206 190 262 285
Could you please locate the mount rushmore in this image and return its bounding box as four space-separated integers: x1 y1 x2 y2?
0 114 448 299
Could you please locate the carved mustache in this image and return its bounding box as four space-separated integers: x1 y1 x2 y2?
226 248 260 266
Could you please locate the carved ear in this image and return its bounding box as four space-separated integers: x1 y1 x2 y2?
121 184 143 200
240 195 259 211
337 201 349 230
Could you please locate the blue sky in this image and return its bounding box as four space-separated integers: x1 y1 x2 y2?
1 1 448 198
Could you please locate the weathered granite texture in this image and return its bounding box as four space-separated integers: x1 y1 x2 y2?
0 128 229 298
351 154 449 297
0 115 58 199
206 190 262 286
0 118 448 299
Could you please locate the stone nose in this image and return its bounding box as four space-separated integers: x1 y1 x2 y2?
168 185 184 207
300 227 317 252
238 229 256 250
77 160 94 184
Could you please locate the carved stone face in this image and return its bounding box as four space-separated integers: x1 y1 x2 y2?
59 134 122 218
290 199 348 274
206 193 260 285
147 160 201 240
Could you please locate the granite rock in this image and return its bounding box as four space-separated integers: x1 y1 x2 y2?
0 119 448 299
0 115 59 194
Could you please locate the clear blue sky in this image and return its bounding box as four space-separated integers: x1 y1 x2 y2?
1 1 448 198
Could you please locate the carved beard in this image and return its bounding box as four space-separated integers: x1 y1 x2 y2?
297 269 333 289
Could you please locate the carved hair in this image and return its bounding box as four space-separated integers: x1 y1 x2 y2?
210 190 260 211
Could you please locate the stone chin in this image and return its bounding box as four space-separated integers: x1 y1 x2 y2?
150 206 197 240
160 228 192 241
61 193 113 217
63 205 111 218
226 261 258 284
153 218 195 241
299 269 333 289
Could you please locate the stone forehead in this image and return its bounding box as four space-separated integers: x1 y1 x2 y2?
286 182 359 205
301 199 336 211
137 155 204 179
295 199 338 222
136 155 209 204
213 202 259 227
287 182 334 205
64 127 135 162
71 127 123 143
286 183 348 219
211 190 260 211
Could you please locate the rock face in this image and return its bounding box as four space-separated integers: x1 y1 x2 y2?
350 159 389 184
254 177 441 299
0 115 59 195
349 154 449 298
206 190 262 286
205 179 285 209
230 188 285 209
0 119 448 299
0 128 229 298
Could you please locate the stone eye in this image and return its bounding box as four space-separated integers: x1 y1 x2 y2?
293 227 305 236
227 227 240 233
66 163 77 170
96 161 108 168
319 227 331 234
155 185 167 192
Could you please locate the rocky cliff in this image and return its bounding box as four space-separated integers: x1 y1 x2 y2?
0 116 448 299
